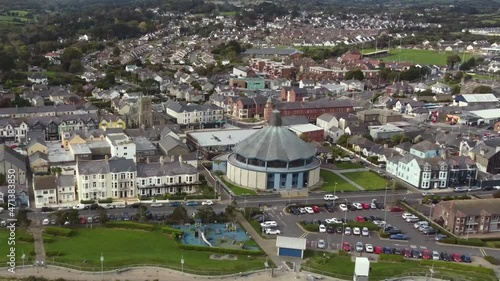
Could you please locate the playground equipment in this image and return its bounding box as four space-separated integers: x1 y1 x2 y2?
195 219 202 228
225 222 237 232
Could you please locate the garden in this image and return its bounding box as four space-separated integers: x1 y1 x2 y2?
319 170 358 192
342 171 389 190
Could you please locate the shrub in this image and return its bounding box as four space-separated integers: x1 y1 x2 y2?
161 226 184 238
379 254 404 262
440 238 457 245
493 190 500 198
18 233 35 243
177 243 262 255
105 221 155 231
45 250 64 257
378 229 389 238
302 224 319 232
45 227 73 237
456 238 485 246
80 199 95 204
484 256 500 265
97 198 113 203
43 236 55 243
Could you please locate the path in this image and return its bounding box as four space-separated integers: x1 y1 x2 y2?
237 213 281 265
321 167 365 191
31 228 46 262
1 266 347 281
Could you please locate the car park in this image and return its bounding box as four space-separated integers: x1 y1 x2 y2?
356 242 364 252
339 204 348 212
317 239 326 249
319 224 326 233
265 229 281 235
324 194 338 201
390 234 408 240
361 227 369 236
343 242 351 252
353 227 361 235
365 244 374 253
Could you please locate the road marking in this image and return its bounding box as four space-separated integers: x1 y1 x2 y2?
410 245 417 249
420 246 427 250
300 232 308 239
480 248 487 257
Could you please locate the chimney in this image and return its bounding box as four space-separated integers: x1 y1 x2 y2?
179 155 183 164
105 155 109 163
480 149 486 156
146 156 150 163
160 156 164 165
171 155 175 162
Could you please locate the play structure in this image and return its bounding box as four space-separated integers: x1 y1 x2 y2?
225 222 237 232
177 222 258 250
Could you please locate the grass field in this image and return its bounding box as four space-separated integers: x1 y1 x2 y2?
303 252 497 281
335 162 364 170
361 48 474 66
320 170 359 192
219 176 258 195
44 228 266 273
0 230 35 263
342 171 388 190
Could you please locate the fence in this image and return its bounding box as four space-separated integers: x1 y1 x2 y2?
44 261 268 277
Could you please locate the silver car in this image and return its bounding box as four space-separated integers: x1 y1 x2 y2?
356 242 364 252
317 239 326 249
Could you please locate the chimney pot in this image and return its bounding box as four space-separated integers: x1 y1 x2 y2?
160 156 164 165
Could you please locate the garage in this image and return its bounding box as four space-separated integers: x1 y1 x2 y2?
276 236 307 259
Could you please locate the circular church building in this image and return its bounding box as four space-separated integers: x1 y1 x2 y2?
226 110 321 191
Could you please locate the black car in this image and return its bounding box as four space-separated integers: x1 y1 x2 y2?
41 207 55 213
423 227 438 235
387 228 402 235
441 251 452 261
411 249 421 259
482 186 493 191
375 202 384 209
461 255 472 263
325 204 336 213
252 214 268 222
89 204 99 210
336 227 343 234
326 226 335 233
130 203 142 208
393 248 402 255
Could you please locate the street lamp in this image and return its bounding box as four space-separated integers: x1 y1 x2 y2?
341 199 348 248
334 182 338 198
243 194 249 214
21 251 25 269
100 253 104 279
383 183 388 223
181 255 185 273
429 204 434 224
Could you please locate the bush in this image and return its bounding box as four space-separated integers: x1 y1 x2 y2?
302 224 319 232
161 226 184 238
43 236 55 243
177 243 262 255
80 199 95 204
493 190 500 198
484 256 500 265
378 229 389 238
18 233 35 243
105 221 155 231
98 198 113 204
45 250 64 257
440 237 485 246
44 227 73 237
379 254 404 262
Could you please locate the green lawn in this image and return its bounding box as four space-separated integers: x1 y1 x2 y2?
320 170 359 192
304 253 497 281
219 176 258 195
361 48 475 66
44 228 266 273
342 171 388 190
335 162 363 170
0 230 35 263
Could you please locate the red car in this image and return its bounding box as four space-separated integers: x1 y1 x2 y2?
356 216 365 222
361 202 370 209
452 253 461 262
342 242 351 252
403 248 412 258
422 250 432 260
312 206 320 213
390 206 404 212
374 246 383 254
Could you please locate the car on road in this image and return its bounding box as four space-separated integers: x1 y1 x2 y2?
304 207 314 214
317 239 326 249
432 251 440 260
390 206 404 212
260 221 277 228
342 242 351 252
361 227 369 236
151 203 163 208
422 250 432 260
356 242 364 252
129 203 141 209
100 204 114 209
454 186 468 193
324 194 338 201
339 204 348 212
114 204 126 209
352 203 363 210
186 201 199 206
353 227 361 235
265 228 281 235
325 218 340 224
73 204 86 210
468 186 482 192
170 202 182 207
319 224 326 233
202 200 214 206
365 244 374 253
422 191 434 196
461 255 472 263
344 227 352 235
41 207 55 213
452 253 461 262
390 234 408 240
58 206 71 210
435 234 447 241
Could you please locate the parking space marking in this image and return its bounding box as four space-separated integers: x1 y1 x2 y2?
420 246 427 250
480 248 487 257
410 245 417 249
300 232 308 239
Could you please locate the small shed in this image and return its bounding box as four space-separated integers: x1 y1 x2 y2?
354 257 370 281
276 236 306 258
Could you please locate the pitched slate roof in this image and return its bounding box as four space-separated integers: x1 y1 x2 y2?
136 161 197 177
77 157 136 175
159 135 188 152
0 145 27 171
33 175 57 190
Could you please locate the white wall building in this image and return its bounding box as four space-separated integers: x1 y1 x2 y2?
106 133 137 162
33 175 58 208
164 101 224 125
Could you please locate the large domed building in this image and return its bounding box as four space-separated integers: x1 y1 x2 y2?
226 110 321 191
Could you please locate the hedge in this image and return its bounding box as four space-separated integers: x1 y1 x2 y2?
420 260 496 276
45 250 64 257
98 198 113 203
177 243 262 255
105 221 156 231
440 237 485 247
18 233 35 243
378 229 389 238
45 227 74 237
161 226 184 238
379 254 404 262
80 200 95 204
484 256 500 265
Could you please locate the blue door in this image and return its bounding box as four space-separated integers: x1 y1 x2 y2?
278 248 302 258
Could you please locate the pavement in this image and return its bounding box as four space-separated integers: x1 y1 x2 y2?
31 228 46 262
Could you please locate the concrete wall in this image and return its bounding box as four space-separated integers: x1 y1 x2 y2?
227 162 267 190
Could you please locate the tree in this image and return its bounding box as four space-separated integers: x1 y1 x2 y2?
136 205 148 222
66 209 80 225
473 85 492 93
344 69 364 81
446 54 461 69
224 201 238 221
391 134 410 145
195 206 216 223
69 59 83 73
452 85 461 95
493 190 500 198
16 210 31 227
337 135 350 147
171 206 189 223
113 46 121 57
97 207 109 224
0 53 15 72
51 210 67 226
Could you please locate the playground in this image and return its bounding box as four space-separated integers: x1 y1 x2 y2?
175 220 259 251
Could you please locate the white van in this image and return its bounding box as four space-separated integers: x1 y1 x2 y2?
73 204 86 210
324 194 338 201
414 221 429 229
42 219 50 225
260 221 277 228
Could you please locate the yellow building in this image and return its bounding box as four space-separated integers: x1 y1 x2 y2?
99 115 126 130
27 138 48 156
29 152 50 173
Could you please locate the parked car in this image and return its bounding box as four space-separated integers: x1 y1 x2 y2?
401 213 413 219
386 228 402 235
325 218 340 224
114 204 126 209
202 200 214 205
324 194 338 201
365 244 374 253
414 221 429 229
393 248 402 255
151 203 163 208
186 201 199 206
265 228 281 235
353 227 361 235
170 202 182 207
325 203 335 213
339 204 348 212
361 202 370 209
319 224 326 233
355 242 364 252
403 248 412 258
432 251 440 260
452 253 462 262
260 221 277 228
390 234 408 240
435 234 447 241
312 206 320 213
326 225 335 233
342 242 351 252
383 247 393 254
422 250 432 260
461 255 472 263
42 219 50 225
344 227 352 235
422 227 438 235
411 249 421 259
406 216 419 223
41 207 55 213
129 203 141 209
454 186 468 193
317 239 326 249
440 251 452 261
304 207 314 214
352 203 363 210
375 246 383 254
390 206 404 212
356 216 365 222
468 186 482 192
361 227 369 236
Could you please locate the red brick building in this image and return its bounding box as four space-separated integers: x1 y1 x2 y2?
280 87 308 102
288 124 325 142
266 99 354 122
228 96 268 119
